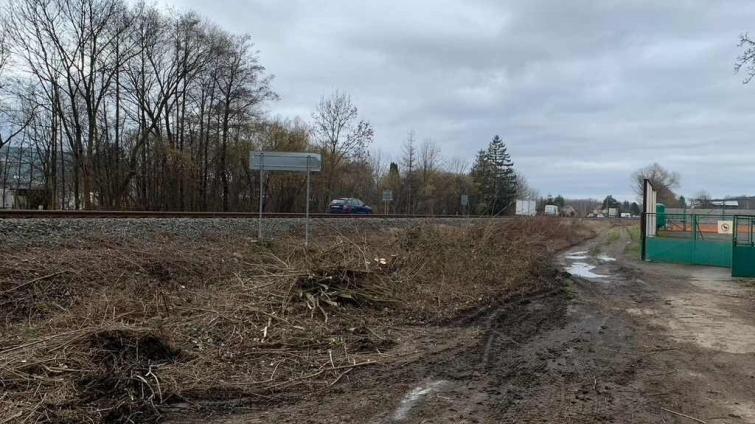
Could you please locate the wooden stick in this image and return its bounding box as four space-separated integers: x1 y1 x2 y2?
660 407 707 423
329 367 354 387
0 271 66 295
0 331 78 356
0 411 24 424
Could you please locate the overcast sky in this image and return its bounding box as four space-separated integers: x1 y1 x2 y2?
162 0 755 200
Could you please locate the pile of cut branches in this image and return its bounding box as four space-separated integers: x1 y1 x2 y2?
0 218 591 422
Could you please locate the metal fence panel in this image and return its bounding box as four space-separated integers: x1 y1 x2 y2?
733 216 755 277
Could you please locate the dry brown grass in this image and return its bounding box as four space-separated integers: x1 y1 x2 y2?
0 218 591 423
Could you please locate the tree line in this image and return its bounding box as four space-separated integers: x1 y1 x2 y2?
1 0 277 211
0 0 524 214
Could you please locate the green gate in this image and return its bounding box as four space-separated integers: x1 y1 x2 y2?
733 216 755 278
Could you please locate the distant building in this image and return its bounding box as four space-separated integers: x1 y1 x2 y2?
689 198 751 210
721 197 755 209
712 200 739 209
7 187 47 209
1 145 47 209
1 188 12 208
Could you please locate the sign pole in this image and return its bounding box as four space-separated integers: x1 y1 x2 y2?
258 153 264 242
381 190 393 215
305 156 311 248
250 151 322 246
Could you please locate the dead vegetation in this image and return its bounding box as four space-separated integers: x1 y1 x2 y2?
0 218 591 423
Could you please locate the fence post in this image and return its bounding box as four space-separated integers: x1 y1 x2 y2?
640 212 647 261
692 215 700 241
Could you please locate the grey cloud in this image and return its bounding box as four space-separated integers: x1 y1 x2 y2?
164 0 755 200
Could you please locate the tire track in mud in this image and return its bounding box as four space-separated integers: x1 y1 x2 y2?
383 285 572 423
384 230 657 423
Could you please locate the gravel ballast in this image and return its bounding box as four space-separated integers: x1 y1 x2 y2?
0 217 494 248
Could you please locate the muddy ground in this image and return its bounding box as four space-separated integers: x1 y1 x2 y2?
172 225 755 423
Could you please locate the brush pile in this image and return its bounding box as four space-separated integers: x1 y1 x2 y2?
0 218 590 422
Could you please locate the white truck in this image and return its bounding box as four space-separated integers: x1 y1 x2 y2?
544 205 559 216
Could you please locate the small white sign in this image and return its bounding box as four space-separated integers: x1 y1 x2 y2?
718 220 733 234
382 190 393 202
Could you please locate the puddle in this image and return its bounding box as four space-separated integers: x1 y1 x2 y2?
566 254 589 260
565 251 589 260
566 262 606 279
597 255 616 262
392 380 448 421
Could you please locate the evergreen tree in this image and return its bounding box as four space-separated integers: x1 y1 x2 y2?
386 162 401 213
678 196 687 209
602 195 621 210
554 195 566 208
471 135 517 215
388 162 400 179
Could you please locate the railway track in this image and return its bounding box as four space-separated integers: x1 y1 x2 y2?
0 210 496 219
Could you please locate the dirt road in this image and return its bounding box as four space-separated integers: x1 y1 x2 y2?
173 226 755 423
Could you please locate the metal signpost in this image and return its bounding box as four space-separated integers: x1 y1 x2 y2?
382 190 393 214
251 152 322 247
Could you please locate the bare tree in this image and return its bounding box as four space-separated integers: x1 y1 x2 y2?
312 91 373 202
214 33 274 211
418 139 440 213
736 33 755 83
4 0 134 208
420 139 440 177
0 101 32 152
515 174 538 200
0 28 29 152
0 28 7 90
632 163 680 207
692 191 713 209
401 131 417 214
368 148 387 201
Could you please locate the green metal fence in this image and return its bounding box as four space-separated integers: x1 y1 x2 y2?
644 213 733 268
642 212 755 277
733 216 755 277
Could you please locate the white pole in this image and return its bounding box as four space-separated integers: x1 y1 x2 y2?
305 155 311 248
258 153 263 242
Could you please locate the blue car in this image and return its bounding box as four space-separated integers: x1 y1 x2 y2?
328 198 373 215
